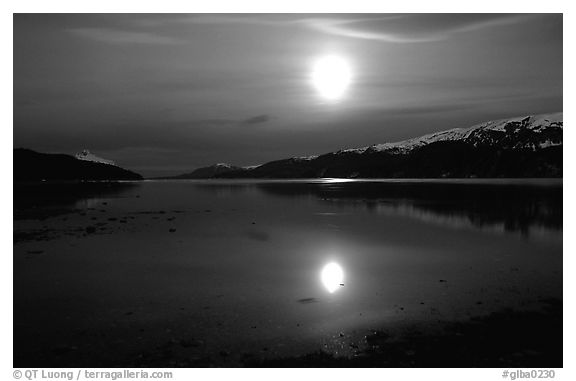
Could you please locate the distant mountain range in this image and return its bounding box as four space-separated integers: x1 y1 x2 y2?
166 163 245 179
14 113 562 181
166 112 563 179
14 148 142 181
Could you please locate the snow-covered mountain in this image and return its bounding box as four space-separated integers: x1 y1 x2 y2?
168 112 563 179
75 150 116 166
337 112 562 155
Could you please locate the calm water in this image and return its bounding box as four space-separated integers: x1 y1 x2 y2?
13 179 562 366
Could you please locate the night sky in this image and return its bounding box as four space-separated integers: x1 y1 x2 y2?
13 14 562 177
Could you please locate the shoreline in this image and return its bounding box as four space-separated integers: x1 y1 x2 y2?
249 299 562 368
14 299 562 368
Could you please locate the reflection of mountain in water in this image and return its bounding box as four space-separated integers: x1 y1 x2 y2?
252 180 562 236
14 182 141 220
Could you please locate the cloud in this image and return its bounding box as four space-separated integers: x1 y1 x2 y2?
304 14 532 43
67 27 184 45
66 14 535 46
185 14 533 43
242 114 271 125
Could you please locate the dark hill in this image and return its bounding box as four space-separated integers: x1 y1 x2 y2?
14 148 142 181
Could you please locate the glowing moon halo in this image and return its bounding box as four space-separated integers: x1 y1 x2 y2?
311 55 352 100
321 262 344 293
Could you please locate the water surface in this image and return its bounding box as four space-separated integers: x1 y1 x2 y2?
13 179 562 366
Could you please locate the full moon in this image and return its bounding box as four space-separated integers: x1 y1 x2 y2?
311 56 352 101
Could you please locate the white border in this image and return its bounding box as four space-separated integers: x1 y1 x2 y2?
4 1 573 380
